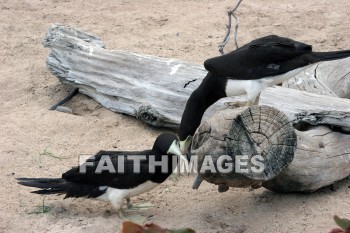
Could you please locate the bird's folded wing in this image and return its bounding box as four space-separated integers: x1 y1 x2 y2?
63 160 155 189
204 35 312 79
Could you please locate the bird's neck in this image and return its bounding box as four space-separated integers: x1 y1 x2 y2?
179 90 215 141
179 72 227 141
151 154 178 183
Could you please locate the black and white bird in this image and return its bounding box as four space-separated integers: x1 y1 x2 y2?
17 133 183 218
179 35 350 153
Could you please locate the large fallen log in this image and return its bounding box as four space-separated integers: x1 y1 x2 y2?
191 87 350 192
44 24 207 128
44 24 350 128
44 24 350 192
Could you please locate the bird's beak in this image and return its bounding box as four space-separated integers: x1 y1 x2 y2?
167 140 188 162
179 135 193 155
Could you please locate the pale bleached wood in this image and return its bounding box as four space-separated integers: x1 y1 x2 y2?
283 58 350 98
44 24 207 128
263 126 350 192
44 24 106 48
259 86 350 131
192 105 350 193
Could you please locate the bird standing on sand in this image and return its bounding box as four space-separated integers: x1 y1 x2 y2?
179 35 350 154
17 133 183 218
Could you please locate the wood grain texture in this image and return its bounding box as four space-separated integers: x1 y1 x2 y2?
44 24 206 128
263 126 350 192
191 105 297 190
283 58 350 98
192 106 350 193
260 86 350 131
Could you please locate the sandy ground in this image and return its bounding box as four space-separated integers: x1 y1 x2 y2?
1 0 350 232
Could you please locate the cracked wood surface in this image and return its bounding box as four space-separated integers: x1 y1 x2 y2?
263 126 350 192
191 105 297 190
43 24 206 128
192 106 350 192
283 57 350 98
260 86 350 132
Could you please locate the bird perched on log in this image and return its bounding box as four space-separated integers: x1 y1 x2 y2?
179 35 350 154
17 133 183 218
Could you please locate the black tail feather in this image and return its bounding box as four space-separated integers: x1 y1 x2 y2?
17 177 106 198
31 189 65 195
314 50 350 61
17 178 66 195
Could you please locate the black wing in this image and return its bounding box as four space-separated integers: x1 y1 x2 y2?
62 150 156 189
204 35 313 79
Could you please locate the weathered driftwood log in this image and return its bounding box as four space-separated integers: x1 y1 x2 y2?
44 24 206 128
190 105 297 191
44 24 350 128
283 57 350 98
44 24 350 192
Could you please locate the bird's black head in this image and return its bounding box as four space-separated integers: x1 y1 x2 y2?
152 133 181 156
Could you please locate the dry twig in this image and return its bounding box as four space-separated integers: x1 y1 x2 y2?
218 0 244 54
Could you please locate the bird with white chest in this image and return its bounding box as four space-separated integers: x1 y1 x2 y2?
179 35 350 154
17 133 183 218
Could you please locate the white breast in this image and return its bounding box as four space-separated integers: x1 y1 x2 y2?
225 79 257 96
225 65 311 100
96 181 159 209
